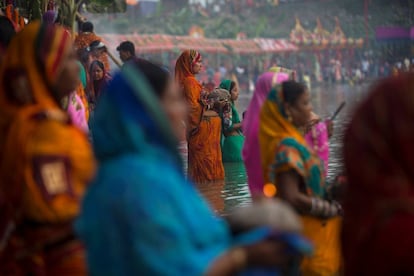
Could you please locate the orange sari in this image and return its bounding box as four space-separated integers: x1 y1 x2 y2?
0 22 95 275
176 50 224 183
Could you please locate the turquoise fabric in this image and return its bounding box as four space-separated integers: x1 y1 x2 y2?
78 61 87 89
222 135 244 162
273 137 325 198
75 65 231 275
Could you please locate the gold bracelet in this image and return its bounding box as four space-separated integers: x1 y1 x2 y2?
230 247 248 271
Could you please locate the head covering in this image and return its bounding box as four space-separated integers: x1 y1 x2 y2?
259 84 325 197
219 79 242 139
219 79 233 92
89 59 110 101
91 64 181 167
242 72 289 196
175 49 201 83
343 74 414 275
0 21 73 146
0 22 94 256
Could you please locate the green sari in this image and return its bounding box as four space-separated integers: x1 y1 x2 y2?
219 80 245 162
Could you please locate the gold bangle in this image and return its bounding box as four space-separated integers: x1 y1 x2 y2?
230 247 247 271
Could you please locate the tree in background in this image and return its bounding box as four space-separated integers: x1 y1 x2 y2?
4 0 126 32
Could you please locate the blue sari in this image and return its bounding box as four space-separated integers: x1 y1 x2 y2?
75 66 231 275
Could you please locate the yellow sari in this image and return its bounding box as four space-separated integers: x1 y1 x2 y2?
259 86 341 276
0 22 95 275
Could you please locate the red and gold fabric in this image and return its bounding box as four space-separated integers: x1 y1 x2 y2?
0 21 95 275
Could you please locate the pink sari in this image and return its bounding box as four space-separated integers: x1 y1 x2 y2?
242 72 289 196
305 122 329 176
67 92 89 133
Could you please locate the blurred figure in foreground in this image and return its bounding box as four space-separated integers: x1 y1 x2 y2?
242 72 289 198
0 16 16 62
259 81 342 275
0 22 95 275
76 62 302 275
343 74 414 275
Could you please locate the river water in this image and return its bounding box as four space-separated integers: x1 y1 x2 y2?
196 82 372 214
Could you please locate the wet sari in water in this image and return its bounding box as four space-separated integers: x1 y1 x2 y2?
0 22 95 275
259 86 341 276
176 50 224 183
219 79 245 162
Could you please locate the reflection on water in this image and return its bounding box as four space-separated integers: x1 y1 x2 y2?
197 83 371 213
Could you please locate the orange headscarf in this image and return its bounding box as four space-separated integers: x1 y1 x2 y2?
175 49 201 84
0 21 94 221
0 21 72 157
259 85 306 185
0 21 72 119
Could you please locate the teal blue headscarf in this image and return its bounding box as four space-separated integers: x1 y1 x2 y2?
76 65 232 275
78 61 87 89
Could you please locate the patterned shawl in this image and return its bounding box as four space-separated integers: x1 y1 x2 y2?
259 85 325 197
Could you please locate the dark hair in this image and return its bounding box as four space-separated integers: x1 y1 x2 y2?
90 60 105 75
0 16 16 48
79 48 90 65
282 81 307 106
116 41 135 56
89 40 104 50
81 21 94 33
131 59 170 99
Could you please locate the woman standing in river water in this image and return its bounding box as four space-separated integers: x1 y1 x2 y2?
259 81 342 275
219 80 244 162
175 50 224 183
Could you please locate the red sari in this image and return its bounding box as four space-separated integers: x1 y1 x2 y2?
175 50 224 183
343 73 414 275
